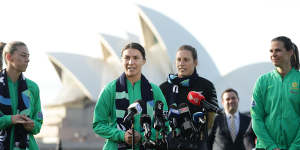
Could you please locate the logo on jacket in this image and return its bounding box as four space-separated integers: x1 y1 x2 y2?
291 82 298 89
290 82 299 94
251 99 256 108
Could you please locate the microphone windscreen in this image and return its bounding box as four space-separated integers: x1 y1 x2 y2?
168 108 180 119
128 100 143 113
187 91 205 106
178 103 189 113
178 103 191 119
193 112 206 124
193 112 204 120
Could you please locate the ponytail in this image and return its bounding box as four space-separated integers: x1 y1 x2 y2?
272 36 299 70
291 43 299 70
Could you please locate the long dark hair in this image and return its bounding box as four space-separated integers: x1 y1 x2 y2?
272 36 299 70
292 43 299 70
121 42 146 60
177 44 198 61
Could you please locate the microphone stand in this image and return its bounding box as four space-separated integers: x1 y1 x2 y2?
131 119 134 150
201 107 208 140
161 126 168 150
156 119 168 150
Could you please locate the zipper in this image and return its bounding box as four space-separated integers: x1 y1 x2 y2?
280 76 283 146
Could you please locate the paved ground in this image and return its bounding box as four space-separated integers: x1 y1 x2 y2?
37 138 105 150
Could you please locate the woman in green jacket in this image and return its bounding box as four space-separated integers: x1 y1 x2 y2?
251 36 300 150
93 43 168 150
0 41 43 150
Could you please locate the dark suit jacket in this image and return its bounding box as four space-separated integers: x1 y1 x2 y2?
208 112 251 150
243 120 256 150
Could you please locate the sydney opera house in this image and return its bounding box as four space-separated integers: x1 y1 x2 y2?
35 5 274 150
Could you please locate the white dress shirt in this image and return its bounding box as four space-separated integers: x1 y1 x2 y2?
225 111 240 136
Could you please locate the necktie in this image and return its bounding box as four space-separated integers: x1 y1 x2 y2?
230 115 236 141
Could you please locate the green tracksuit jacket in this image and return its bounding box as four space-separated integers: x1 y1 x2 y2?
93 79 168 150
251 68 300 150
0 77 43 150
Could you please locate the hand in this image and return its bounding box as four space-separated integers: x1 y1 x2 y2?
21 116 35 132
11 114 27 124
124 129 141 145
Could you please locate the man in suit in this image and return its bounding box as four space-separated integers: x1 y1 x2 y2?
208 88 251 150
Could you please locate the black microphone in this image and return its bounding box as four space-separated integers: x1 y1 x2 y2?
140 115 156 149
153 101 168 150
153 101 165 131
178 103 195 138
168 105 180 138
192 112 206 141
140 114 152 138
123 100 143 124
202 100 223 114
168 105 180 130
192 112 206 125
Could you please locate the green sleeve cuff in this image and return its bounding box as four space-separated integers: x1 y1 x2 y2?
0 115 13 129
8 115 13 125
31 120 42 135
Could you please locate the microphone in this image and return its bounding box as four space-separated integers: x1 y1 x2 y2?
140 114 156 149
187 91 223 114
140 114 152 138
123 100 143 124
168 105 180 129
168 105 180 138
154 101 168 149
178 103 195 137
153 101 165 131
192 112 206 141
193 112 206 125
